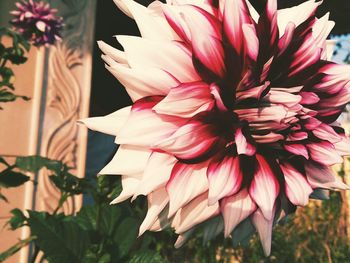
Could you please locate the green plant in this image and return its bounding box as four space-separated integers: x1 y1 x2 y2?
0 156 169 263
0 27 30 109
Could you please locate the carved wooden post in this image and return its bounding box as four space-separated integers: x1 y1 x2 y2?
35 0 97 214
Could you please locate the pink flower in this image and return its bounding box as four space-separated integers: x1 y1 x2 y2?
11 0 63 46
81 0 350 255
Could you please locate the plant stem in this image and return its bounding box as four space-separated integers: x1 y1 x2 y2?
52 192 68 215
0 236 36 262
30 245 40 263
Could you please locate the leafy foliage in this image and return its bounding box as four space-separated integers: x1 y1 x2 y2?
0 156 168 262
0 169 30 188
128 250 169 263
0 27 31 109
27 211 91 263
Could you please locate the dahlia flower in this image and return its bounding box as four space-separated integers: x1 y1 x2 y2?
81 0 350 255
11 0 63 46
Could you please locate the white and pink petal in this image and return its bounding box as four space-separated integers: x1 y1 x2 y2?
249 155 280 220
280 163 313 206
166 162 209 217
207 155 242 205
221 189 256 237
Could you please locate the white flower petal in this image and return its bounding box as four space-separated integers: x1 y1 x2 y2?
280 163 313 206
139 188 169 236
174 192 220 234
167 162 209 218
221 189 256 237
277 0 322 35
113 0 175 40
134 152 177 196
110 175 142 204
252 208 275 256
78 106 131 136
99 145 151 175
117 35 200 82
249 155 280 220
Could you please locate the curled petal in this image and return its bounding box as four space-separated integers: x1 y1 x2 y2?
334 136 350 156
153 82 214 118
284 144 309 159
113 0 175 40
242 24 259 61
110 175 142 204
207 156 242 205
166 162 209 217
99 145 151 175
134 152 177 197
174 192 220 234
139 188 169 236
236 82 270 101
251 207 275 256
305 162 350 190
154 121 220 161
235 128 256 156
278 22 295 55
78 106 131 136
235 105 290 123
312 123 341 143
98 40 127 64
117 35 200 82
223 0 252 52
308 141 343 166
277 0 322 35
104 63 178 101
249 155 280 220
265 90 302 107
221 189 256 237
174 229 195 249
252 132 284 144
182 7 225 79
300 92 320 105
117 99 185 147
280 163 313 206
287 131 308 142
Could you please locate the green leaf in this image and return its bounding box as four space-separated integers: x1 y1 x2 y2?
0 90 16 102
0 157 9 166
15 156 63 174
49 173 90 195
27 211 91 263
0 192 8 202
82 247 111 263
114 217 138 258
100 205 121 237
128 250 168 263
0 169 30 188
77 205 121 235
98 253 111 263
76 205 98 230
8 208 27 230
0 67 14 84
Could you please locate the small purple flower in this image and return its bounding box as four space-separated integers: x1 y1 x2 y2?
11 0 63 47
